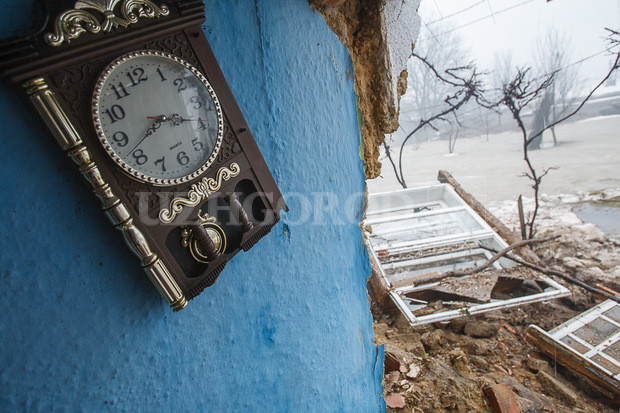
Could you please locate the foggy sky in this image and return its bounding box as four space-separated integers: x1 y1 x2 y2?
419 0 620 89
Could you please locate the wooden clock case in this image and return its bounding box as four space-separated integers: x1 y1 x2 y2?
0 0 287 311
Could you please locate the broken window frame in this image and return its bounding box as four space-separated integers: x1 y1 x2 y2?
542 300 620 379
527 300 620 398
365 184 570 326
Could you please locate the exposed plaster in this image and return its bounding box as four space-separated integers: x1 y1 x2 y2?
309 0 421 178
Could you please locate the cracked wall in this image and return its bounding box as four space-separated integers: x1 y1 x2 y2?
310 0 421 178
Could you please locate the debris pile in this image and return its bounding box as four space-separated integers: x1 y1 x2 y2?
367 174 620 411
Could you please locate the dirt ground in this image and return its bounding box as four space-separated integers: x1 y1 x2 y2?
371 188 620 412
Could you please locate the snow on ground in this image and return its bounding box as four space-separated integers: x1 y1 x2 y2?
488 188 620 232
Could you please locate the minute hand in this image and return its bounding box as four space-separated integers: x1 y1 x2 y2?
127 117 164 155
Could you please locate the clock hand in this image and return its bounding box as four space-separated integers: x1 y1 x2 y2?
127 116 165 155
147 115 210 123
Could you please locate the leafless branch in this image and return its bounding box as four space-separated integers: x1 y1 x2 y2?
411 235 559 286
480 244 620 305
525 29 620 148
387 52 489 188
494 29 620 238
382 140 405 188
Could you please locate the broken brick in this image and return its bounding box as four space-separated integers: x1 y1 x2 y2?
384 393 406 409
484 383 520 413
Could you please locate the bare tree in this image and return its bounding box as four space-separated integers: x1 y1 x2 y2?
494 68 555 239
384 29 619 240
397 19 471 145
496 29 620 239
491 50 517 90
527 88 554 150
533 29 580 146
447 126 459 154
383 53 489 188
489 51 517 129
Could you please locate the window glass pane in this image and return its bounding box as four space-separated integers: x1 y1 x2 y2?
603 340 620 361
560 335 591 354
602 306 620 324
591 354 620 375
573 317 619 347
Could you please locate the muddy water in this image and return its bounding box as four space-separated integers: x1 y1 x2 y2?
572 202 620 237
368 115 620 204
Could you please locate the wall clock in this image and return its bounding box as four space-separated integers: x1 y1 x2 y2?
0 0 287 311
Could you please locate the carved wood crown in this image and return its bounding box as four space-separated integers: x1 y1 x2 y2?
45 0 170 47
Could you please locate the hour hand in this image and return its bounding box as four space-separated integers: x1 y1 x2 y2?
147 114 208 125
144 115 165 137
146 113 185 126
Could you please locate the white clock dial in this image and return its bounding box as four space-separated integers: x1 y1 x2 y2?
93 50 224 186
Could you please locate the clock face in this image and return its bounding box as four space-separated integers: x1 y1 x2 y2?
93 50 224 186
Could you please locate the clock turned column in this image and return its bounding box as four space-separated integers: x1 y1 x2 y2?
226 192 253 233
191 223 221 262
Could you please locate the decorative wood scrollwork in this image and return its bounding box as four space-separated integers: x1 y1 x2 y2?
159 163 241 224
216 123 242 165
49 61 102 125
45 0 170 47
143 33 198 67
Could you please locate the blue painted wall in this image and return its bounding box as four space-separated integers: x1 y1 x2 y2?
0 1 385 412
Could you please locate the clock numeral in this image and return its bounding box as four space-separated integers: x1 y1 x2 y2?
103 104 126 124
156 68 167 82
192 138 204 151
126 68 148 87
111 82 130 100
112 131 129 147
154 156 167 172
173 78 186 93
198 119 208 130
190 96 203 110
177 151 190 166
132 149 148 165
